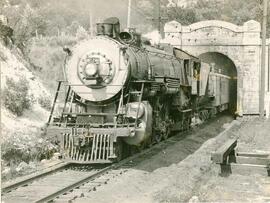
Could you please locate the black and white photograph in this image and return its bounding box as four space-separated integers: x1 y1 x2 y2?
0 0 270 202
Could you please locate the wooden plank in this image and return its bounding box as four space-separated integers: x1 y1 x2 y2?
211 139 237 164
227 163 270 177
237 152 270 158
236 156 270 166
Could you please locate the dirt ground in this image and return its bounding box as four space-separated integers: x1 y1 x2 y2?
69 115 270 203
196 117 270 203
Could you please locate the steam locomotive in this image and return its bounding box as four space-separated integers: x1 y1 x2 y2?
46 17 230 163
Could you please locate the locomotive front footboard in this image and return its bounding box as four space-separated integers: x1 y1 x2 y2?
47 126 137 163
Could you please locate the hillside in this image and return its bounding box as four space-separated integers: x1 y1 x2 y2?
1 42 50 139
27 36 77 92
0 42 57 180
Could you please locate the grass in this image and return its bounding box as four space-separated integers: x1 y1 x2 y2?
27 35 78 93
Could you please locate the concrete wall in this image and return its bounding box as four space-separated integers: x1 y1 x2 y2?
163 20 269 116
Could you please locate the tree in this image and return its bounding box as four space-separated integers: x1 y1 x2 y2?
2 3 47 51
194 0 223 21
13 4 46 48
76 25 89 40
139 0 270 37
166 7 197 25
66 21 81 36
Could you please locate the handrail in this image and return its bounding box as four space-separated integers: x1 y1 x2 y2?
135 82 144 127
47 81 62 125
60 86 71 122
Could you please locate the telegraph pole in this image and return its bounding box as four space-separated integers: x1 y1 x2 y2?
89 11 94 36
147 0 168 38
155 0 168 37
156 0 161 34
127 0 132 28
260 0 268 117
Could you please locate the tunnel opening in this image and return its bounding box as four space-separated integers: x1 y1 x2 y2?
199 52 237 114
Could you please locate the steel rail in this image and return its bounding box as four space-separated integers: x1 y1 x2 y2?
34 138 174 203
2 162 70 194
34 167 109 203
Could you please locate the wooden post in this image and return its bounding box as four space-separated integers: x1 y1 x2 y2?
260 0 268 117
0 60 2 189
267 45 270 92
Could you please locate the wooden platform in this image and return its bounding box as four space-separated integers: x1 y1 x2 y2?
211 139 270 176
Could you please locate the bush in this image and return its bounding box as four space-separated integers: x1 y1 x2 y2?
1 129 59 180
38 94 52 111
2 77 32 116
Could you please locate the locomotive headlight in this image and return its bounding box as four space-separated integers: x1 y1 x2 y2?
84 63 97 76
78 53 114 87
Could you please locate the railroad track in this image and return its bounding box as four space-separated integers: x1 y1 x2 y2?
2 139 177 203
2 114 232 203
2 161 69 194
2 135 190 203
2 163 107 203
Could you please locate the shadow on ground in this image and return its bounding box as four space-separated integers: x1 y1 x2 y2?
128 112 234 172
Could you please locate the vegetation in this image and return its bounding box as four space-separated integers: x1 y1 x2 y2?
38 94 52 111
27 36 77 92
138 0 266 31
1 0 266 40
1 128 59 181
1 132 58 165
2 77 33 116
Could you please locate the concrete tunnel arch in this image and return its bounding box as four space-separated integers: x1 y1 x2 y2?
163 19 264 115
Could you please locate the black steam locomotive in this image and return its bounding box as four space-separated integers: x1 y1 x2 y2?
46 17 230 163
